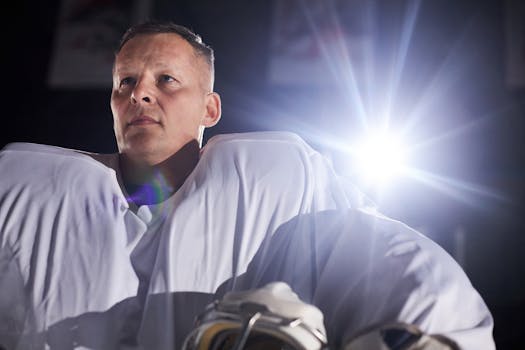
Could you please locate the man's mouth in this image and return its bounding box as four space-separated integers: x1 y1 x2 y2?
128 115 159 126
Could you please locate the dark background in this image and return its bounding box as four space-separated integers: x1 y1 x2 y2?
3 0 524 348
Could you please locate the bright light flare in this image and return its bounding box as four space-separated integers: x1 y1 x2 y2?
355 130 408 185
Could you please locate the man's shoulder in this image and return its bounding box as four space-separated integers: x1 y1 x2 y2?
0 142 123 200
201 131 318 161
2 142 81 156
204 131 311 149
198 132 324 179
0 142 118 170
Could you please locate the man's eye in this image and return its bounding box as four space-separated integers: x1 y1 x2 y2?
120 77 135 87
159 75 176 83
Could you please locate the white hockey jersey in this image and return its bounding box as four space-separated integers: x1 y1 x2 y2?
0 132 494 349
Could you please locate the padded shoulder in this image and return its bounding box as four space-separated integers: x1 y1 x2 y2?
205 131 309 144
2 142 88 156
0 142 118 173
198 131 368 210
202 131 316 156
0 142 124 210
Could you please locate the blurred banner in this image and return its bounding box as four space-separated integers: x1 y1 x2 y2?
268 0 375 86
505 0 525 88
47 0 152 89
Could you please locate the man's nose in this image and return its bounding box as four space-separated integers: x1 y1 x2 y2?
130 80 155 104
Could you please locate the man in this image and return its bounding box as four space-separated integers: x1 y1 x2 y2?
0 21 494 349
110 22 221 206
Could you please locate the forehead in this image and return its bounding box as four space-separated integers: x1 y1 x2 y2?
115 33 198 70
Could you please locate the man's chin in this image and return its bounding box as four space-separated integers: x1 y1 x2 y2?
121 144 187 166
123 132 160 150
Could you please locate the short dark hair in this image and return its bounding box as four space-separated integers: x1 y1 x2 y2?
116 20 215 75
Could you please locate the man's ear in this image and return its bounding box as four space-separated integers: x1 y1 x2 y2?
202 92 221 127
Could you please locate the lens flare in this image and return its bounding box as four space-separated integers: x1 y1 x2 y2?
355 130 407 185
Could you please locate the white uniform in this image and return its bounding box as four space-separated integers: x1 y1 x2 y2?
0 132 494 349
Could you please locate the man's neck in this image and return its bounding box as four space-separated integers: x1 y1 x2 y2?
119 140 200 206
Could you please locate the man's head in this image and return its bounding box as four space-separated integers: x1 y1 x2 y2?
111 21 221 165
116 21 216 91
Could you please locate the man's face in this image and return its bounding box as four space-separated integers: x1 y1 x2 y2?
111 33 220 164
